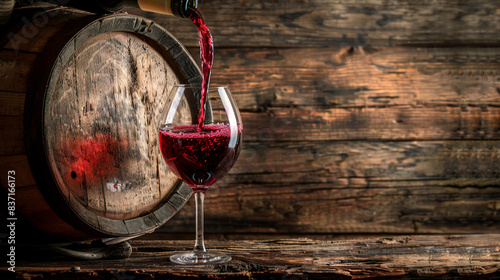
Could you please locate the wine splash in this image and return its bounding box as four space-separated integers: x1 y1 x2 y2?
187 8 214 131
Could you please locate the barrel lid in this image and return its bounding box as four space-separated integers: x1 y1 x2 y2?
34 13 201 237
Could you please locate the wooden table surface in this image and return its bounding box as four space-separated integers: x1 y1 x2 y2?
4 234 500 279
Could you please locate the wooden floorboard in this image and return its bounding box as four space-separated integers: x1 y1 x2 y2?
5 235 500 279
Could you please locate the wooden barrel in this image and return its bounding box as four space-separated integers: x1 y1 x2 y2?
0 6 201 240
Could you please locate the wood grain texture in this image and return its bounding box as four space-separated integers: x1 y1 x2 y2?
0 91 24 116
145 2 499 237
0 155 36 187
156 44 500 235
153 140 499 234
228 141 500 183
0 116 24 155
130 0 500 48
15 186 95 240
201 47 500 110
45 31 180 220
160 184 500 234
0 49 36 92
5 235 500 279
204 47 500 142
239 106 500 141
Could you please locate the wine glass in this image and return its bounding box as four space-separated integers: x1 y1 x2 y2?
158 84 242 264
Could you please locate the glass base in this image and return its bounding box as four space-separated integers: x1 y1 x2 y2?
170 251 231 265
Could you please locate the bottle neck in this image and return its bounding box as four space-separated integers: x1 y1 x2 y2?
33 0 197 17
171 0 198 18
138 0 198 17
137 0 172 15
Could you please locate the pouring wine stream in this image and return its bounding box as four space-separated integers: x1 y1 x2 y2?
187 8 214 131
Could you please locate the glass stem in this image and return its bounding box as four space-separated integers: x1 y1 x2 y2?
193 191 206 253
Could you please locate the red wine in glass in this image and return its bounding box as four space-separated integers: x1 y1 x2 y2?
159 85 242 265
159 124 242 193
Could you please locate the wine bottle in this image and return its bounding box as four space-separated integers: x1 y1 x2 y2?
100 0 197 17
39 0 198 18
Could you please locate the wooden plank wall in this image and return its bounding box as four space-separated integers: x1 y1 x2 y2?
131 0 500 237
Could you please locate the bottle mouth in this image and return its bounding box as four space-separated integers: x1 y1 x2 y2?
172 0 198 18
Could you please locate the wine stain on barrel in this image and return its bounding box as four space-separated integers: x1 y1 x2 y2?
67 133 122 179
56 132 128 204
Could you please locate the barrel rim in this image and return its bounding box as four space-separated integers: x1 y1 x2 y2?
25 11 199 238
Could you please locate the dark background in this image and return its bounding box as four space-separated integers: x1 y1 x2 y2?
136 0 500 239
